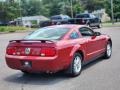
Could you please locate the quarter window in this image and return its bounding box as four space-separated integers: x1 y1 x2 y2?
70 32 80 39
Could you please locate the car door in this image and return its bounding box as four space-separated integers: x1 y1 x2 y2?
88 14 94 26
94 17 100 26
79 27 104 61
90 14 99 27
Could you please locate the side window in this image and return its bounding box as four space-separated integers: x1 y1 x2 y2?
90 14 96 18
70 32 80 39
79 27 94 36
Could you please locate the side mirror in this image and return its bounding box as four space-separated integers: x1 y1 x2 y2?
94 32 101 36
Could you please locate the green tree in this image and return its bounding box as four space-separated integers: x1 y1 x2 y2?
42 0 83 17
42 0 63 16
105 0 120 21
0 1 20 21
81 0 105 13
0 0 84 20
21 0 43 16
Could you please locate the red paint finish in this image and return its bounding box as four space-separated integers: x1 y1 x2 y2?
5 25 111 73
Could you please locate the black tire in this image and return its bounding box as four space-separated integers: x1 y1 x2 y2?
97 22 102 28
103 41 112 59
21 70 31 75
66 53 82 77
86 22 91 27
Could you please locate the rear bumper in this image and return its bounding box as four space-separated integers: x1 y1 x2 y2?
5 55 66 73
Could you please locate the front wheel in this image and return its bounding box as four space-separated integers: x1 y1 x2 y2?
97 23 102 28
104 42 112 59
67 53 82 77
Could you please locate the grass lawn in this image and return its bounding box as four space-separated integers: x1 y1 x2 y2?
102 22 120 27
0 26 32 33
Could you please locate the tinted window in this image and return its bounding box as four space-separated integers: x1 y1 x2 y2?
90 14 96 18
70 32 80 39
63 16 71 20
79 27 94 36
51 16 62 20
76 14 90 18
25 27 69 40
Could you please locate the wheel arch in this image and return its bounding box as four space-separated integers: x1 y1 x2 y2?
108 39 112 46
70 44 85 62
75 50 84 62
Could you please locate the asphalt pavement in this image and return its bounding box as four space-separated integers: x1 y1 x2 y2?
0 27 120 90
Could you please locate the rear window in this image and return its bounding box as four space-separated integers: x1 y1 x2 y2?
24 27 69 40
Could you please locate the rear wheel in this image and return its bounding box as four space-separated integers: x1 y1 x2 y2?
67 53 82 77
104 41 112 59
21 70 31 75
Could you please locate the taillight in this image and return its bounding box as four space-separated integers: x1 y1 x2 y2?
40 47 56 57
6 46 56 57
6 47 16 55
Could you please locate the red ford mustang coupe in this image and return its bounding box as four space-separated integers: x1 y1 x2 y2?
5 25 112 76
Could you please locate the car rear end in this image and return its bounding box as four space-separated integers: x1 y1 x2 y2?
5 26 71 73
6 40 62 73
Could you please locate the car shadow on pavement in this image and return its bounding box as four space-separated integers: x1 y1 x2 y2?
82 57 105 71
4 71 72 85
4 57 105 85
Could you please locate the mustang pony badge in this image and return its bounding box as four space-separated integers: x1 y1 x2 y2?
25 48 31 55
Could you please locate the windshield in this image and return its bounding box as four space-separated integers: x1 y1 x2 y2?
24 27 69 40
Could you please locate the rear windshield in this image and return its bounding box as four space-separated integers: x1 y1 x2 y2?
24 27 69 40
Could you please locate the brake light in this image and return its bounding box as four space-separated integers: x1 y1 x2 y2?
6 47 16 55
40 47 56 57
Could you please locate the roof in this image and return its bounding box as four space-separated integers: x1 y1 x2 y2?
51 14 70 17
45 24 86 29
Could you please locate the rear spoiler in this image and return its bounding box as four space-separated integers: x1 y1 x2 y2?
9 39 56 43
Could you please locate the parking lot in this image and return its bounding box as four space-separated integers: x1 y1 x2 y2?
0 27 120 90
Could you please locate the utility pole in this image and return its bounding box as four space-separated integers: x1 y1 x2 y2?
70 0 73 18
19 0 22 26
111 0 114 24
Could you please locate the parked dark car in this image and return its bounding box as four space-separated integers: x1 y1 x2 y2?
40 15 71 27
40 14 101 28
0 21 8 26
69 13 101 28
51 15 71 23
